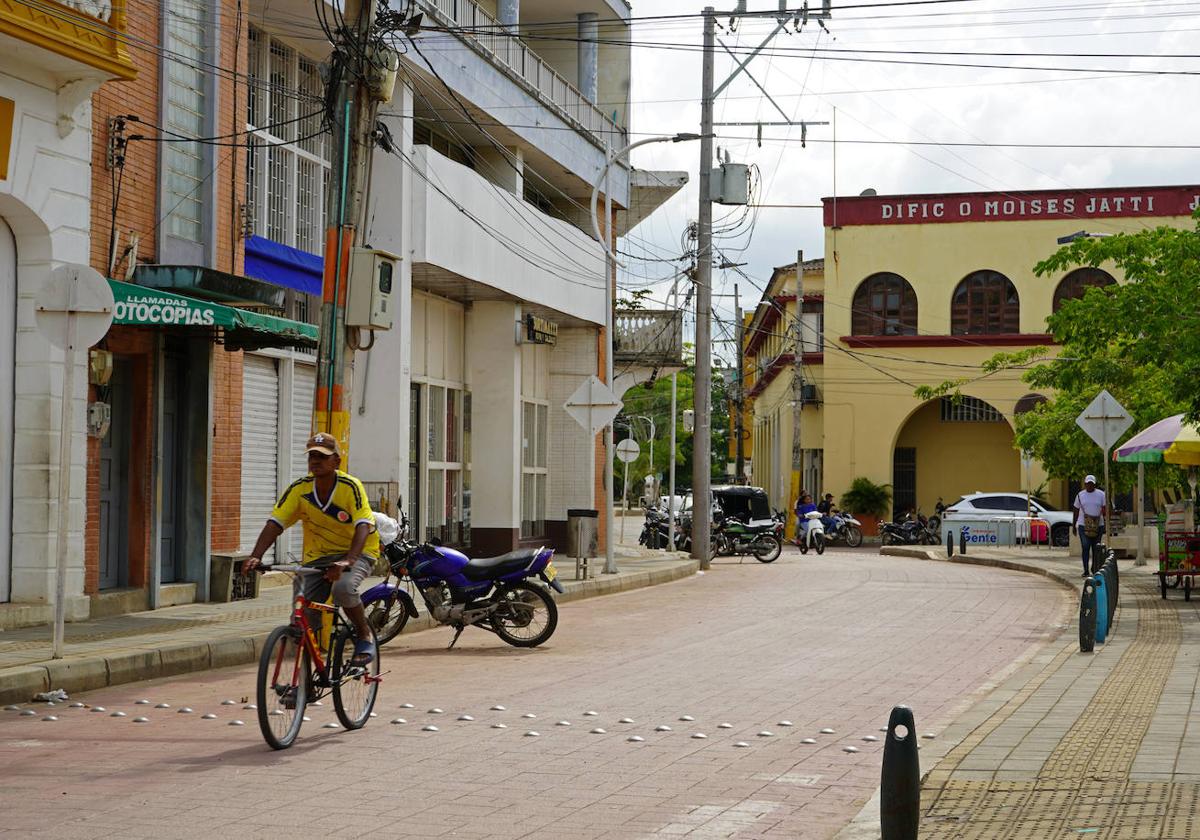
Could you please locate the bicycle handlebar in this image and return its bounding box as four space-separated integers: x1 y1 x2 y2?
255 563 324 575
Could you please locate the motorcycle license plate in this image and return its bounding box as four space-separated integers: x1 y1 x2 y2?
544 563 558 582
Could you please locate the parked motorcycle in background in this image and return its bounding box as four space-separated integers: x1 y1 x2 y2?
825 511 864 547
929 497 947 535
713 514 782 563
638 504 673 550
797 510 826 555
880 511 938 546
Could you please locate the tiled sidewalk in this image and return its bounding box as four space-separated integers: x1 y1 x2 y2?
841 544 1200 839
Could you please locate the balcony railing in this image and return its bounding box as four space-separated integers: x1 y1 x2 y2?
0 0 136 80
421 0 626 150
614 310 684 368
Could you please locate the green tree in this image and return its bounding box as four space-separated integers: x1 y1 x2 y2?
611 347 732 501
916 213 1200 492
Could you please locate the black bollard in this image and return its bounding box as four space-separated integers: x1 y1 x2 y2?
1079 578 1096 653
1104 559 1117 625
881 705 921 840
960 528 967 555
1108 553 1119 608
947 529 954 558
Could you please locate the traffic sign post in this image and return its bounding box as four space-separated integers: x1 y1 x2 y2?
34 265 114 659
564 375 625 573
1076 390 1133 538
615 437 640 544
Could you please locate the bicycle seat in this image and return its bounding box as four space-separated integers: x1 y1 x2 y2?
461 549 541 582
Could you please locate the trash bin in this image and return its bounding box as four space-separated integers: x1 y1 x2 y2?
566 509 599 580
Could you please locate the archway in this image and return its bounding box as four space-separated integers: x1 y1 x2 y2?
892 396 1020 518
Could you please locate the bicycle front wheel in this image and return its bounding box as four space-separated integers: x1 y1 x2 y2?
257 625 309 750
332 628 379 730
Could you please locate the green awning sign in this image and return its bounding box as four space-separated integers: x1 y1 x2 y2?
111 282 218 326
107 278 318 351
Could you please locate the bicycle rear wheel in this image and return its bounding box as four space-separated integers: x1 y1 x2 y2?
332 627 379 730
257 625 309 750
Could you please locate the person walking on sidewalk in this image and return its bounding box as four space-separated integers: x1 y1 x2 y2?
243 433 381 667
1072 474 1107 577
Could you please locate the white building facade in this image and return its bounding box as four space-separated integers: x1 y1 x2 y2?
0 2 136 620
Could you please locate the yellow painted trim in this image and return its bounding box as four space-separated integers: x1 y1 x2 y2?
0 96 12 181
0 0 137 80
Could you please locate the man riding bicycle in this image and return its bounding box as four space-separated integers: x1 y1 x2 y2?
244 433 380 667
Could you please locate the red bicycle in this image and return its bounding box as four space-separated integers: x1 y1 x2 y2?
255 563 381 750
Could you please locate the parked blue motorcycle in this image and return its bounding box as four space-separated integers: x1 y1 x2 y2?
361 513 564 649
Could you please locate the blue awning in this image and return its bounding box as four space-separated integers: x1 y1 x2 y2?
244 235 323 296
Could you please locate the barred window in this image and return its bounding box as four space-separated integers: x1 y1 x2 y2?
940 396 1004 423
521 401 549 539
245 25 329 254
163 0 209 243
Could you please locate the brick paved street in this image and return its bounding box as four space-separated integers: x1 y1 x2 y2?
0 549 1069 839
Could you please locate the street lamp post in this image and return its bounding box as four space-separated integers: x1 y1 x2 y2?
590 133 699 574
630 414 656 495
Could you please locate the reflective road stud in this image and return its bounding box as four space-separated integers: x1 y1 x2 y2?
880 705 920 840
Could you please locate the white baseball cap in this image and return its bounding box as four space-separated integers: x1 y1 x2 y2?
1084 474 1097 484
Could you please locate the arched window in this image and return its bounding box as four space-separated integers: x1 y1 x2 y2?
851 272 918 336
951 270 1019 335
1053 267 1116 312
1014 393 1048 416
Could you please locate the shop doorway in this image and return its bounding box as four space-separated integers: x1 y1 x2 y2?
160 347 186 584
0 221 13 602
99 359 133 589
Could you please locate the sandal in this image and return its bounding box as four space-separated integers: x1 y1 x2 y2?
350 638 376 668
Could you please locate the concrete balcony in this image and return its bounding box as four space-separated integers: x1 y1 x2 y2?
411 0 629 207
421 0 625 147
0 0 136 82
614 310 684 368
408 144 607 326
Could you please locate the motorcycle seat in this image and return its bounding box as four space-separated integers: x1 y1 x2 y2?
461 548 542 582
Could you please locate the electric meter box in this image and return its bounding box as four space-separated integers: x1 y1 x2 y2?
346 248 398 330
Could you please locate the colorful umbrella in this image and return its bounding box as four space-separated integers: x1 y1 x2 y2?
1114 413 1200 466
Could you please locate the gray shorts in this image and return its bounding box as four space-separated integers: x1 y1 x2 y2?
294 556 375 610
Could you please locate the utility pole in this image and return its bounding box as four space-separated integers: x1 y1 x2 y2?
693 7 716 570
314 0 382 457
791 251 804 518
734 283 745 483
694 1 831 561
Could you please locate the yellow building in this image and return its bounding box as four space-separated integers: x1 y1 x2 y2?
742 259 825 536
808 184 1200 530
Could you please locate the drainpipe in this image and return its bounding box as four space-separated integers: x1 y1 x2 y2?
577 12 599 103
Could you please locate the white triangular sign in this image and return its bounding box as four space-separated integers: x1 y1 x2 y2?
564 375 622 436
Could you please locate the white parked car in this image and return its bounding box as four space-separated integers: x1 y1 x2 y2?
942 492 1073 547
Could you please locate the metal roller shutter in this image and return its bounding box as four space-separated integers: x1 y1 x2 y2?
241 354 280 560
292 362 316 479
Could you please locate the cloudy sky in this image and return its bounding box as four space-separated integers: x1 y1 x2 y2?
618 0 1200 353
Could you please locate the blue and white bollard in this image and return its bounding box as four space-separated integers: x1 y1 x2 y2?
1094 572 1109 644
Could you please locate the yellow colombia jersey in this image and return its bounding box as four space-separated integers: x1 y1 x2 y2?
270 470 381 565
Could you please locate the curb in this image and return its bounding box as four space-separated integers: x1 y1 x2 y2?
879 545 1083 594
0 557 700 705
